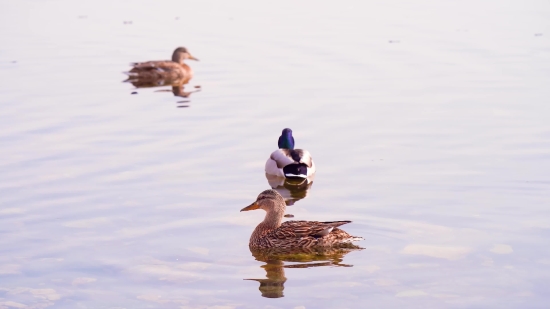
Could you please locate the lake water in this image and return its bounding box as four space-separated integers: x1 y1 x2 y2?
1 0 549 308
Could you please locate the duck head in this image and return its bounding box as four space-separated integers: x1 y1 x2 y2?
277 128 295 150
172 47 199 63
241 189 286 214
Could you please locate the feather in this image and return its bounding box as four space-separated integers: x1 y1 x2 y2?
265 158 285 177
279 149 313 167
269 149 296 168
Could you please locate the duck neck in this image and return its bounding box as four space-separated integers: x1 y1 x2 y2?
261 208 284 229
257 199 285 230
172 53 185 64
278 133 294 150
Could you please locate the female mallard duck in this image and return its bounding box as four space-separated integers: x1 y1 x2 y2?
241 190 362 249
265 128 316 179
125 47 198 82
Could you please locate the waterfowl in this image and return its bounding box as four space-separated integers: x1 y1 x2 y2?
265 128 316 179
125 47 198 82
241 190 362 249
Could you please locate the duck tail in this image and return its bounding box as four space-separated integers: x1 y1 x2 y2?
323 220 352 228
283 163 308 179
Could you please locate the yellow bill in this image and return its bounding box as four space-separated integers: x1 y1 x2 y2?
240 202 260 212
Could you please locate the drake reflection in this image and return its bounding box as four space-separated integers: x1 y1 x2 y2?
246 246 362 298
265 174 314 206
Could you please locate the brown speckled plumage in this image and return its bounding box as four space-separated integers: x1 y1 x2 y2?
125 47 198 83
241 190 362 249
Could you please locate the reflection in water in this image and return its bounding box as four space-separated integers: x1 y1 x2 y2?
125 77 201 103
265 174 314 206
246 245 362 298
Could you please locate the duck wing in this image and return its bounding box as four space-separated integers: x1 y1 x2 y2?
290 149 313 168
269 149 314 168
274 220 352 239
129 60 182 72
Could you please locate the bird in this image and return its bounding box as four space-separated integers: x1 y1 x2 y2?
240 189 362 249
265 128 316 179
124 47 198 83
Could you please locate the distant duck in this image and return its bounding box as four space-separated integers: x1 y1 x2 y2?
265 128 316 179
125 47 198 82
241 190 362 249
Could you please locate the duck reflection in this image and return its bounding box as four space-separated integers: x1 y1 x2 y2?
125 77 201 101
246 246 362 298
265 174 314 206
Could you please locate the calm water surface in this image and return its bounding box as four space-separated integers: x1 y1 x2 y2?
1 0 550 308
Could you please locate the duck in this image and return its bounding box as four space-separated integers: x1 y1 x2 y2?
265 128 316 179
241 189 362 249
125 47 198 82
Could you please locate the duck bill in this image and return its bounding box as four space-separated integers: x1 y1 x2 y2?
188 54 199 61
240 202 260 212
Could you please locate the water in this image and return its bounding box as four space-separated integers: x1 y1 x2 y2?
1 0 549 308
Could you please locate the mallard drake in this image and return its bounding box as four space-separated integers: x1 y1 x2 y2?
125 47 198 82
265 128 316 179
241 190 362 249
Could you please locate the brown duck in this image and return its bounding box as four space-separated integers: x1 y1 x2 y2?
125 47 198 82
241 189 362 249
